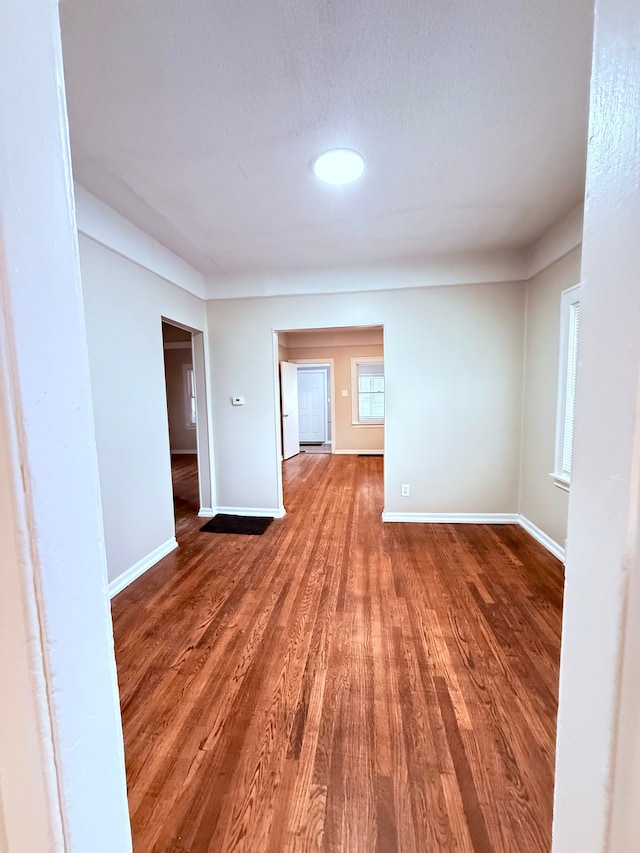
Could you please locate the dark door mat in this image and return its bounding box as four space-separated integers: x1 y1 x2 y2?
200 514 274 535
358 453 382 457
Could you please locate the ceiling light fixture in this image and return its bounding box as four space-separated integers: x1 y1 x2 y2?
312 148 365 185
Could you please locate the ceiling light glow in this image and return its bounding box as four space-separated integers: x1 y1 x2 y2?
312 148 365 185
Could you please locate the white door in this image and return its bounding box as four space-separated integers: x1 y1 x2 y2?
280 361 300 460
298 370 326 443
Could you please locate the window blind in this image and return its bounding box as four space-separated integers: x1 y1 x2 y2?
185 367 197 426
562 301 580 476
357 362 384 422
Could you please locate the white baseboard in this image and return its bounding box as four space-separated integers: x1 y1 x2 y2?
210 506 286 519
170 449 197 455
379 510 565 563
381 512 519 524
198 507 215 518
108 536 178 598
518 514 566 562
334 449 384 455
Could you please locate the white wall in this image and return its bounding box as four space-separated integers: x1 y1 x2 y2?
79 234 207 585
0 1 131 849
520 246 582 548
552 0 640 848
207 281 525 516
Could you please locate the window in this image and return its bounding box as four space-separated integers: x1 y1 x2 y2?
553 283 582 489
351 357 384 425
183 364 197 429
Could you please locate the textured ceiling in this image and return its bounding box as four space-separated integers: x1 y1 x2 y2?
60 0 593 276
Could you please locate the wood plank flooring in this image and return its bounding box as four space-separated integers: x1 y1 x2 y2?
112 453 564 852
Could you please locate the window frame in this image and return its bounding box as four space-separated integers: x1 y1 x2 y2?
351 356 385 426
552 282 582 490
182 363 197 430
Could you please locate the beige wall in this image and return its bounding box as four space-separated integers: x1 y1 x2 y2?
287 343 384 452
163 346 197 453
80 234 207 584
520 247 582 547
281 327 383 348
278 342 289 364
79 221 577 575
207 281 525 515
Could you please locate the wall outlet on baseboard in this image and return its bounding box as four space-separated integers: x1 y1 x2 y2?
401 484 410 497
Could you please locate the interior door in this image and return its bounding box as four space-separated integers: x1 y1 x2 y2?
280 361 300 460
298 370 326 443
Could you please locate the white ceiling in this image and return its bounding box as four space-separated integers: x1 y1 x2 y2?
60 0 593 277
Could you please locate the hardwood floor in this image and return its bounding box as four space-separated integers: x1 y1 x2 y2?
112 454 563 852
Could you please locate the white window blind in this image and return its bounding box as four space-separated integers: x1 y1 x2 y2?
357 362 384 423
553 283 582 488
561 301 580 476
183 365 197 428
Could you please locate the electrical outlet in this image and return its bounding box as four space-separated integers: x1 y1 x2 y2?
401 484 410 497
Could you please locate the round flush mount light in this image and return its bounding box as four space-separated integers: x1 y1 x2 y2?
312 148 365 185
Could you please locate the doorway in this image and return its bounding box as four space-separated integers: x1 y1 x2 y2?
279 361 334 458
297 364 332 454
275 325 385 508
161 319 214 528
298 369 326 444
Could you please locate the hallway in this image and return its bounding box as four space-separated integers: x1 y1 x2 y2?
112 454 563 852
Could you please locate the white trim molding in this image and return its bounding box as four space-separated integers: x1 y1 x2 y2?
206 250 527 300
74 190 583 305
334 449 384 455
207 506 287 519
553 282 583 486
524 203 584 279
518 515 566 563
380 511 565 562
291 360 335 453
108 537 178 598
74 184 206 299
351 355 385 426
381 512 519 524
550 472 570 493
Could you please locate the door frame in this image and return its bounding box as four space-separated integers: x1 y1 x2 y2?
161 317 215 517
280 360 301 460
272 325 385 517
291 360 335 453
0 1 131 845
